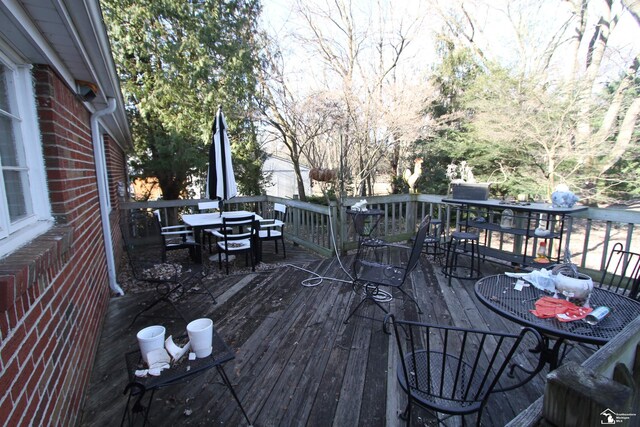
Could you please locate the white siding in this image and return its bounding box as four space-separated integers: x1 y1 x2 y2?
263 157 311 198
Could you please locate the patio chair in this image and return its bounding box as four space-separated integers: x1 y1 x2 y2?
597 242 640 300
153 209 198 259
344 216 430 324
120 209 215 325
383 314 543 426
211 214 258 274
411 218 445 262
258 203 287 258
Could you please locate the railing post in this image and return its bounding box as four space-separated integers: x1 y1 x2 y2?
444 204 452 241
293 203 300 241
407 195 418 234
328 201 339 255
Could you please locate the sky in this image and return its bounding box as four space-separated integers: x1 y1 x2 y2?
259 0 640 90
259 0 438 94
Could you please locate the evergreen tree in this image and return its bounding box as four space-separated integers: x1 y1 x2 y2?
412 36 483 195
102 0 265 199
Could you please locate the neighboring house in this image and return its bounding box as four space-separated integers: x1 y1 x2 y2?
0 1 131 425
263 155 311 199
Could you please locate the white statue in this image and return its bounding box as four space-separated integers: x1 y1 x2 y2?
403 158 423 193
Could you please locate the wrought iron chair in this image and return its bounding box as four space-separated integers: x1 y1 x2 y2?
344 216 430 324
120 209 215 325
598 242 640 300
211 214 258 274
411 218 445 262
258 203 287 258
383 314 543 426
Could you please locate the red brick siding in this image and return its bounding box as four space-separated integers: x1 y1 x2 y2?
104 134 127 267
0 65 120 425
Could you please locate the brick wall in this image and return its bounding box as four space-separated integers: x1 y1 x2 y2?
104 133 127 268
0 65 118 425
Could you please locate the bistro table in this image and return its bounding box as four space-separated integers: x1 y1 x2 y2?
121 332 251 426
475 274 640 373
182 210 262 263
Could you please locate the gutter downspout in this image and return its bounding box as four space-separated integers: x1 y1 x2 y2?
91 98 124 296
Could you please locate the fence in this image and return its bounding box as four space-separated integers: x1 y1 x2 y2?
120 194 639 274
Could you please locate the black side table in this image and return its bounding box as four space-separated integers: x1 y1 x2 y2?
121 333 251 426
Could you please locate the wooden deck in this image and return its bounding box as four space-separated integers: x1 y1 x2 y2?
78 242 593 426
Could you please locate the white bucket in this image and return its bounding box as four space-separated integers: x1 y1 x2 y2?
136 325 166 364
187 318 214 358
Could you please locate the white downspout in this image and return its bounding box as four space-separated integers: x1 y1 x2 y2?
91 98 124 296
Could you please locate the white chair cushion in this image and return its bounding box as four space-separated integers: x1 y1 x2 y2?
260 219 284 227
259 230 282 238
217 239 252 251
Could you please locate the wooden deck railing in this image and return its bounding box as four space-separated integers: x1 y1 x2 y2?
120 194 639 274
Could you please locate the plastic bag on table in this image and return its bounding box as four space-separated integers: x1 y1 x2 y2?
505 268 555 293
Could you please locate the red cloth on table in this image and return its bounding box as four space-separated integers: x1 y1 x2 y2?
530 296 593 322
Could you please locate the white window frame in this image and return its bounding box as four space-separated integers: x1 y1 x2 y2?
0 46 52 258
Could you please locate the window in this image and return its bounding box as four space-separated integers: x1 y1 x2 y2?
0 48 51 257
0 63 32 228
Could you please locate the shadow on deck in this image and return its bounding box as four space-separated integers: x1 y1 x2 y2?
79 241 593 426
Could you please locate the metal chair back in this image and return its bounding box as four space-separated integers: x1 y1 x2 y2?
120 209 215 324
384 314 542 426
404 216 431 279
598 243 640 300
214 214 257 274
345 217 431 323
121 209 168 273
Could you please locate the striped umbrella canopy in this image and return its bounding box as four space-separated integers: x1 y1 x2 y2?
206 106 237 202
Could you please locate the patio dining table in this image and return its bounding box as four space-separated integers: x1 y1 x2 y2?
182 210 263 263
475 274 640 373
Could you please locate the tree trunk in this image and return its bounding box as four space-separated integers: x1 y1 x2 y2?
622 0 640 26
599 96 640 175
565 0 588 83
593 55 640 145
576 0 616 147
292 159 307 201
389 133 401 193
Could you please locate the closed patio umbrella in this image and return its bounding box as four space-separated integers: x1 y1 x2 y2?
206 106 237 203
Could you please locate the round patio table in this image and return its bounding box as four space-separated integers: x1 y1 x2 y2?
475 274 640 370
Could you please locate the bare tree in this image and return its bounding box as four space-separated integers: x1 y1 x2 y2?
433 0 640 201
257 35 342 200
286 0 431 196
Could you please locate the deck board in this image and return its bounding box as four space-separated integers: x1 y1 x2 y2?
79 241 596 426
